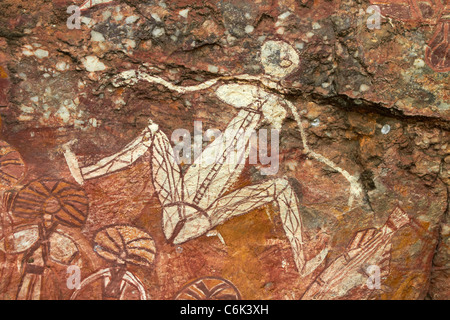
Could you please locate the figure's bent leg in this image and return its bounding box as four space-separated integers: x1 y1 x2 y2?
63 118 187 244
63 118 184 207
204 178 327 276
163 202 211 244
148 125 187 243
150 127 183 207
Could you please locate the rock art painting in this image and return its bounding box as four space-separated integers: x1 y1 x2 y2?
71 225 154 300
0 141 25 191
0 0 448 301
175 276 242 300
2 178 88 299
370 0 449 72
302 207 411 300
62 40 368 278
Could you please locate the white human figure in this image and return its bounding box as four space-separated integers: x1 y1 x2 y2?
63 41 362 276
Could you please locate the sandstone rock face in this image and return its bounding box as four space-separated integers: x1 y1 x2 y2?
0 0 448 300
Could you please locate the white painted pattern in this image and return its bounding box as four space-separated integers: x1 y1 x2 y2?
62 41 368 276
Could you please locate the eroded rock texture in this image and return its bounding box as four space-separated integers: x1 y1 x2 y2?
0 0 448 300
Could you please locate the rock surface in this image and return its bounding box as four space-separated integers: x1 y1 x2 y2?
0 0 448 300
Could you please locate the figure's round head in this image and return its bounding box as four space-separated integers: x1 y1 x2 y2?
261 40 300 79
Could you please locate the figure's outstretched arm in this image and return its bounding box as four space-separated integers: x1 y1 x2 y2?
206 177 327 276
62 120 159 185
285 100 363 209
111 70 290 96
112 70 222 94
